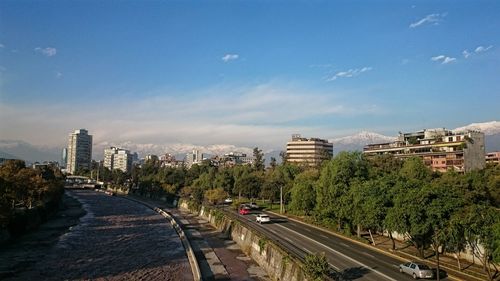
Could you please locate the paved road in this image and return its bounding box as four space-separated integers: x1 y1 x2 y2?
230 208 450 281
5 190 192 281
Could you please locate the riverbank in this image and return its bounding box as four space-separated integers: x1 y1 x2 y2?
0 192 85 279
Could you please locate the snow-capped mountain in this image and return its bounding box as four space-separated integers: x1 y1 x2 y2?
329 131 395 154
453 121 500 135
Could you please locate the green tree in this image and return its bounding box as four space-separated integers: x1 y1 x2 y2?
304 252 330 281
253 147 265 171
204 187 228 205
289 169 318 216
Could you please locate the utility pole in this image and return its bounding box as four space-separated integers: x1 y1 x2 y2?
280 185 283 214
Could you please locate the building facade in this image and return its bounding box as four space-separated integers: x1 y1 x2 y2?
186 149 204 168
104 147 133 173
486 152 500 165
363 128 485 173
286 134 333 166
66 129 93 174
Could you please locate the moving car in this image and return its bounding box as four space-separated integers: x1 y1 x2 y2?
248 202 259 209
239 206 250 215
223 198 233 204
256 214 270 224
399 262 433 279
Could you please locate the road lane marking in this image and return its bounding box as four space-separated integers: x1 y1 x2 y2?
362 252 375 258
320 234 328 239
340 242 351 248
274 223 398 281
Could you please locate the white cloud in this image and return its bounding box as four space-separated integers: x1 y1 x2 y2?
34 47 57 57
431 55 456 64
55 72 63 79
475 45 493 53
409 13 446 28
327 67 372 81
462 50 471 58
0 83 382 150
221 53 239 62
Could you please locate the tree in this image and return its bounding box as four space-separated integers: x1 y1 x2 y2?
253 147 265 171
204 187 228 205
234 172 262 199
304 252 330 281
269 157 277 169
213 169 234 195
289 169 318 216
316 152 368 233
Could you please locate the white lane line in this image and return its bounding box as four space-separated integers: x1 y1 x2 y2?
363 252 375 258
274 223 398 281
340 242 351 248
320 234 328 239
303 247 312 254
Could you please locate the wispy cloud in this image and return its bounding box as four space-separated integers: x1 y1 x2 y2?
462 50 471 59
0 83 382 149
55 72 63 79
409 13 446 28
327 67 372 81
0 43 4 48
475 45 493 53
431 55 456 64
221 53 239 62
34 47 57 57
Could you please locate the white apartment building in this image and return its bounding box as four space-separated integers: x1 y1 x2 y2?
363 128 485 173
286 134 333 166
104 147 133 173
186 149 203 168
66 129 93 174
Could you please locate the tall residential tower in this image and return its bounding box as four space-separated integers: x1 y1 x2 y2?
66 129 93 174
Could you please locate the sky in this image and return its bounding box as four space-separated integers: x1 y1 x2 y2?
0 0 499 153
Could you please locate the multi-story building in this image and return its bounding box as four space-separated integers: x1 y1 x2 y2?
486 152 500 165
363 128 485 173
104 147 133 173
61 148 67 168
66 129 93 174
286 134 333 166
186 149 204 168
218 152 254 168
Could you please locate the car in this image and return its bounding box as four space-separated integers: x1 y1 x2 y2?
248 202 259 209
256 214 270 224
223 198 233 204
239 207 250 215
399 262 434 279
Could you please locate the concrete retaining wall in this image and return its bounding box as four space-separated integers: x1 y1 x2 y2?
181 202 311 281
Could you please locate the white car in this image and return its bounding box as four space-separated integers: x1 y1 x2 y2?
399 262 434 279
256 214 271 224
223 198 233 204
248 202 259 209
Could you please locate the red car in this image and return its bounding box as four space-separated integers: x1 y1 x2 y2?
239 207 250 215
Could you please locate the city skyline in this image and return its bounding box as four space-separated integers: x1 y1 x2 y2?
1 1 499 152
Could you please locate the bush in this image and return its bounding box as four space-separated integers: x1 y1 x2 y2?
304 252 329 281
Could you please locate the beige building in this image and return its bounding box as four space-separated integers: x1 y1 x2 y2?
486 152 500 165
286 134 333 166
363 128 485 173
104 147 133 173
66 129 93 174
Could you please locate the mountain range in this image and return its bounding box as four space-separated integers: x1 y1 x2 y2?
1 121 500 164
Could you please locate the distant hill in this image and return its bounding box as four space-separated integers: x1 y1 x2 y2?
329 131 395 155
0 150 19 160
0 140 60 163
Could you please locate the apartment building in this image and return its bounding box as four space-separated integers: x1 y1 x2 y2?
186 149 204 168
66 129 93 174
363 128 485 173
286 134 333 166
104 147 133 173
486 152 500 165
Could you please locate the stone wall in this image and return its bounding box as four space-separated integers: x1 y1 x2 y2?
180 201 314 281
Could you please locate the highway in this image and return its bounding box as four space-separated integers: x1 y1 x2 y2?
224 207 448 281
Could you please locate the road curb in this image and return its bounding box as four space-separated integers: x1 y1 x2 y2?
120 195 202 281
267 211 481 281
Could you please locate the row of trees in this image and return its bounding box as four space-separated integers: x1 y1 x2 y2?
0 160 65 235
79 148 500 279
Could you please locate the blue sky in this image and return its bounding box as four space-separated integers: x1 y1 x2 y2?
0 0 499 152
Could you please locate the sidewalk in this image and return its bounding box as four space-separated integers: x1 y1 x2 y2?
270 211 494 281
127 195 269 281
